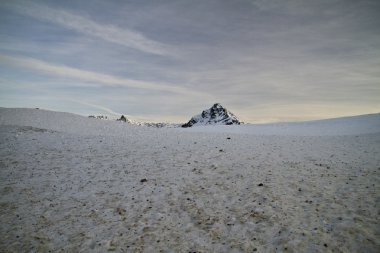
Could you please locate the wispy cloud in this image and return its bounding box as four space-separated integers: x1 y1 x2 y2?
5 1 172 56
69 100 162 122
70 100 124 116
0 54 203 96
1 0 379 123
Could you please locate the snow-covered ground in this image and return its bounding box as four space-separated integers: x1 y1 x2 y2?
0 108 379 252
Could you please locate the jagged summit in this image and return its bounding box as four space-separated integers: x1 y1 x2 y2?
182 103 241 128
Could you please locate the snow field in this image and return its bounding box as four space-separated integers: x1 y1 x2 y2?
0 108 379 252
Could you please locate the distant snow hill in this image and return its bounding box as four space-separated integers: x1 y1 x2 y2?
182 103 241 127
0 107 379 136
0 108 145 136
117 115 181 128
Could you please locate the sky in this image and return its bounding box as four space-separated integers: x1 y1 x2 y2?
0 0 379 123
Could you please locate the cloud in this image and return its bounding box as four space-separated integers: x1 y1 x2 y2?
1 0 379 123
0 54 203 96
70 100 124 116
5 1 172 56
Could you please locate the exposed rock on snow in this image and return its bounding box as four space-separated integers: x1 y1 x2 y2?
182 103 241 127
117 115 127 122
86 113 180 128
88 115 108 120
115 114 180 128
142 122 181 128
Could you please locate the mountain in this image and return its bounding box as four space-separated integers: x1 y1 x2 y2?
0 107 379 135
182 103 241 128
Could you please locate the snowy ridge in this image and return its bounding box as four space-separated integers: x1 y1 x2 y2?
116 115 181 128
0 107 379 136
182 103 241 127
180 113 380 136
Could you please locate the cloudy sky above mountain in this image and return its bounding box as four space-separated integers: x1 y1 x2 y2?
0 0 379 123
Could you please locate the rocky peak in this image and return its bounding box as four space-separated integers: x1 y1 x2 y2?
182 103 241 128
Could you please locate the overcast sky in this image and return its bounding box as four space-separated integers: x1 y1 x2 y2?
0 0 379 123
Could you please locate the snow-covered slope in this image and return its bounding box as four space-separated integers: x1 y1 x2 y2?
180 113 380 136
1 107 380 252
182 103 241 127
0 107 149 136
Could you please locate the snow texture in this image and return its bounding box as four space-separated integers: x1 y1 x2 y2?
0 107 379 252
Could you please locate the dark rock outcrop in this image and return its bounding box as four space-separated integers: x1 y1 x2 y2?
118 115 127 122
182 103 241 128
